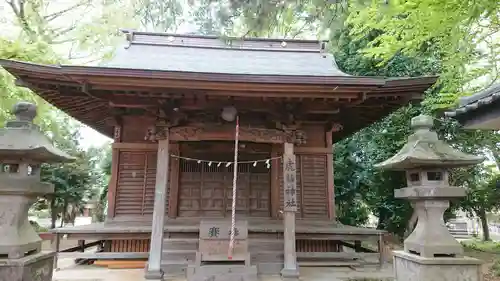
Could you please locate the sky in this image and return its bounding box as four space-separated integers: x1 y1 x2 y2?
79 126 110 149
0 0 198 150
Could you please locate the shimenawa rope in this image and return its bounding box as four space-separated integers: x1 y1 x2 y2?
228 116 239 259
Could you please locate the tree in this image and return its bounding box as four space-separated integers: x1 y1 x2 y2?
86 144 112 222
42 153 96 228
454 165 500 241
204 0 500 238
3 0 138 61
131 0 184 32
347 0 499 107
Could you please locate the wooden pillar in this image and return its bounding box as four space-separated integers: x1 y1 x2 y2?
168 143 180 218
326 130 335 220
107 123 122 220
271 144 280 219
145 134 170 280
51 233 60 270
281 142 299 280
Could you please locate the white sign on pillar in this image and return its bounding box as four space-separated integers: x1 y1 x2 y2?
283 153 298 212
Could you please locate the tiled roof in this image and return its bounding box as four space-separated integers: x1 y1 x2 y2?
99 30 349 76
444 83 500 118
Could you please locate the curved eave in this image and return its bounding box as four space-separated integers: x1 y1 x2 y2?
0 59 438 139
0 59 438 88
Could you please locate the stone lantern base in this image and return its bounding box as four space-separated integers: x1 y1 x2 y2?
393 251 482 281
0 251 55 281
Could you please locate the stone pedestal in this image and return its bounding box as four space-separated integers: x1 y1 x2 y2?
0 252 55 281
393 251 482 281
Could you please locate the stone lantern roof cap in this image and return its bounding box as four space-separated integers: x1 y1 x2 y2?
0 102 75 163
375 115 484 170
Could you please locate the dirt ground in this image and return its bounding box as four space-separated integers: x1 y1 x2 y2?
462 247 500 281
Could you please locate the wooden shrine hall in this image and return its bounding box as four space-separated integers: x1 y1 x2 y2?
0 30 437 280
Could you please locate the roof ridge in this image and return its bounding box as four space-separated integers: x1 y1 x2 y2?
120 29 328 44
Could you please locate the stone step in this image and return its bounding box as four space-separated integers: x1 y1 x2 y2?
161 262 189 279
254 262 283 275
187 264 258 281
251 251 284 263
248 239 283 253
163 238 199 251
298 261 361 267
162 250 196 263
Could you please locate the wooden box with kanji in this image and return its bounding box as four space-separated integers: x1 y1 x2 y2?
198 219 249 262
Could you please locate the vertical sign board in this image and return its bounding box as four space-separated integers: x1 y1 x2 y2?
283 153 298 212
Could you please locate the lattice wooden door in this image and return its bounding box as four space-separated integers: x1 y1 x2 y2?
178 155 271 217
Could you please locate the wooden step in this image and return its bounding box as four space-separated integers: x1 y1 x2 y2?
161 249 196 263
249 239 284 252
251 251 284 263
163 238 198 251
255 262 283 275
297 252 379 260
298 261 361 267
93 260 146 269
160 262 190 278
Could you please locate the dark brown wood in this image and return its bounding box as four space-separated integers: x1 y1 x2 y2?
378 233 384 267
177 148 271 217
1 58 436 141
326 130 335 220
114 142 322 154
169 125 305 144
112 143 157 150
114 151 157 216
168 143 180 217
271 145 280 218
107 148 120 219
295 147 333 154
51 233 60 269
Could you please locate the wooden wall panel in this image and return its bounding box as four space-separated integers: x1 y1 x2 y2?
301 125 326 148
121 116 155 143
114 150 171 217
300 155 328 218
178 152 271 218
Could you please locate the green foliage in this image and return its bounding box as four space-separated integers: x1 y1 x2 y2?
334 140 371 226
491 259 500 277
347 0 499 107
4 0 139 61
87 144 112 222
132 0 184 32
461 239 500 254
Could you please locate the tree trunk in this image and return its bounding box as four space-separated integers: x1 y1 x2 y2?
50 199 57 229
376 207 388 230
60 200 68 228
479 208 490 241
405 204 418 239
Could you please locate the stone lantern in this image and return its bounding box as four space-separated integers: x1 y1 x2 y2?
0 102 74 281
375 115 484 281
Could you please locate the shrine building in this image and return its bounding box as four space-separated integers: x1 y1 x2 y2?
0 30 437 280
